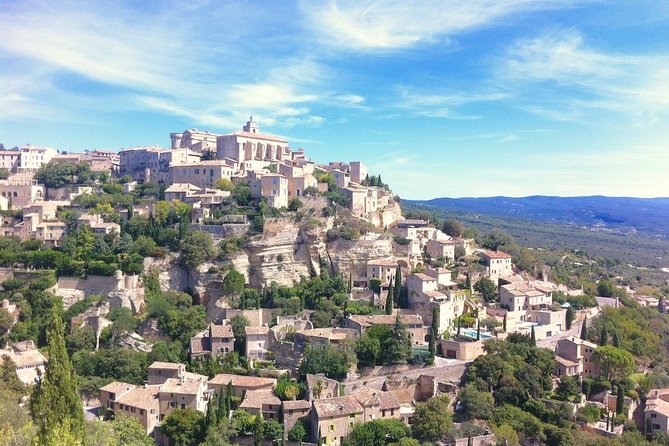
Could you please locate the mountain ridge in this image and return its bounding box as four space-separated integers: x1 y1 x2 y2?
405 195 669 238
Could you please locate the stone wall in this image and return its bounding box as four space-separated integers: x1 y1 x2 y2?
190 223 250 240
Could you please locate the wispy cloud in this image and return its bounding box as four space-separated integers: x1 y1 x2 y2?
0 2 332 130
500 29 669 118
394 87 509 119
300 0 581 51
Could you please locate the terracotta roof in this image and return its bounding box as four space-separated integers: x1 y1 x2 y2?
99 381 137 395
245 326 270 335
159 373 207 395
1 346 46 368
209 323 234 338
209 373 276 389
283 400 311 411
190 337 208 355
367 258 398 267
239 389 281 409
560 336 598 349
412 273 437 282
116 385 160 409
149 361 181 370
646 389 669 416
347 314 423 327
297 328 349 342
480 250 512 259
555 355 579 368
313 395 363 418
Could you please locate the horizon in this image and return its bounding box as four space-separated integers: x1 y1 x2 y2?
2 1 668 199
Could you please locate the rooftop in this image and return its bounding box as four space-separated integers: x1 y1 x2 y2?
245 326 270 335
347 314 423 327
116 385 160 409
208 373 276 389
313 395 363 418
99 381 137 395
480 250 512 259
239 389 281 409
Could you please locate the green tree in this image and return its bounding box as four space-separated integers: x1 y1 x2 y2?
161 408 205 446
458 384 494 421
30 310 85 441
530 325 536 347
411 395 452 442
591 345 635 382
355 333 381 368
474 277 497 302
0 307 14 338
616 384 625 415
555 375 581 402
253 413 264 446
288 198 304 212
230 314 249 354
288 420 307 443
600 326 609 346
215 178 234 192
612 329 621 348
428 307 438 364
442 219 464 237
1 355 26 394
342 419 410 446
479 230 513 251
381 315 411 365
597 279 617 297
385 280 394 315
299 345 354 381
580 316 588 340
180 231 217 268
223 270 245 304
394 266 402 307
565 307 574 330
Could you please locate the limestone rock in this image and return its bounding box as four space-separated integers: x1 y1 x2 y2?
108 288 145 315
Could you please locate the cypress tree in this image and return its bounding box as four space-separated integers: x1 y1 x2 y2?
253 413 265 446
394 266 402 307
530 325 536 347
428 307 438 363
476 320 480 341
465 272 471 291
616 384 625 415
30 310 84 441
659 296 666 313
385 281 394 315
566 307 575 330
457 317 461 337
348 273 352 293
600 326 609 346
612 330 621 348
580 316 588 340
502 313 507 332
226 382 233 413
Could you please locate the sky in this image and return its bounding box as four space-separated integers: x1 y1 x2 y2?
1 0 669 199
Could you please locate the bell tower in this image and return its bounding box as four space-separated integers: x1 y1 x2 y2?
243 114 259 134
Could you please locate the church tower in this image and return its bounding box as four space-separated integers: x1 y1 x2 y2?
243 115 260 134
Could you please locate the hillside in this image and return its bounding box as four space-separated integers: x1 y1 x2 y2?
401 201 669 275
407 196 669 239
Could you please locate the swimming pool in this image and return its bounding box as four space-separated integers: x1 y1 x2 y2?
459 328 494 340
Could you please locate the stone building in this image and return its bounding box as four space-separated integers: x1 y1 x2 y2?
216 116 291 163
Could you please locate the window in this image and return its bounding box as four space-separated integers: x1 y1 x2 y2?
329 424 335 432
652 413 657 418
181 404 186 409
654 424 661 430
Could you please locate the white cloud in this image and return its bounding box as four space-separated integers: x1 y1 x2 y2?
500 29 669 117
300 0 580 51
394 87 508 119
0 2 333 130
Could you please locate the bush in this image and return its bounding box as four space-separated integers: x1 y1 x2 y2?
576 404 601 423
369 278 382 293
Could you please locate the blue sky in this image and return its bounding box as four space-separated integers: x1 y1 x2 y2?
1 0 668 199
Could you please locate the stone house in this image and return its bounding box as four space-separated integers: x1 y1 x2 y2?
311 395 363 446
208 373 277 400
554 336 598 378
646 388 669 434
245 325 271 360
189 323 235 359
343 314 426 346
0 340 46 385
479 250 513 283
238 389 282 420
99 382 160 435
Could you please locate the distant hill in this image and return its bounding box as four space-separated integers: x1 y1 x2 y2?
406 196 669 239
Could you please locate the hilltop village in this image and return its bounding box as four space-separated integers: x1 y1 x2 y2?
2 119 669 446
